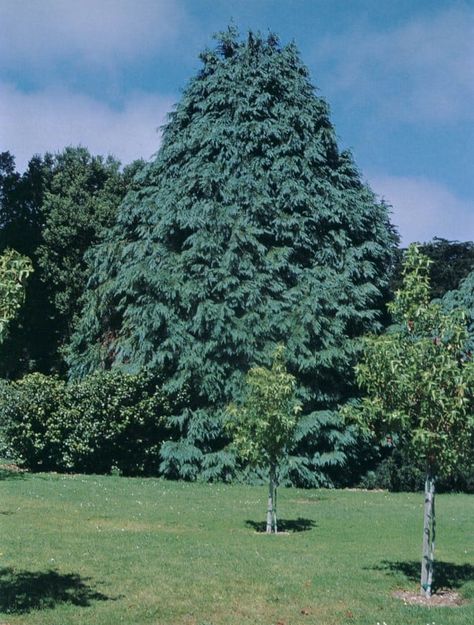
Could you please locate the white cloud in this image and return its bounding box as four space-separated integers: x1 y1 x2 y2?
316 6 474 123
0 0 187 70
0 83 175 170
369 173 474 245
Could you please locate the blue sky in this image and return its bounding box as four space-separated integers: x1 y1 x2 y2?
1 0 473 245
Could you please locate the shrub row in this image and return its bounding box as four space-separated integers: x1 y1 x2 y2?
0 371 180 475
1 371 471 490
0 371 366 486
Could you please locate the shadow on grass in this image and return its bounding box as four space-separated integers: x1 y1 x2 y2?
0 567 112 614
373 560 474 592
245 517 316 533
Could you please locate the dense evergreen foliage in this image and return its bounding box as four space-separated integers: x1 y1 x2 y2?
0 148 143 376
3 30 470 492
442 268 474 350
68 30 397 481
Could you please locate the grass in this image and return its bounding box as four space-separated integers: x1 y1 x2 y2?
0 468 473 625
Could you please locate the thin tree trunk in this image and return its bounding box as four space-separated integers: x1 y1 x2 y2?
266 466 277 534
266 474 273 533
420 469 436 597
273 478 278 534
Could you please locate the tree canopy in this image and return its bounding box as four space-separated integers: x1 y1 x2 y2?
67 29 397 483
69 29 397 407
37 148 144 355
353 245 473 474
442 268 474 350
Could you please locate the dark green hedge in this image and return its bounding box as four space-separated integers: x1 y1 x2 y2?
0 371 179 475
359 444 474 493
2 371 470 490
0 371 362 486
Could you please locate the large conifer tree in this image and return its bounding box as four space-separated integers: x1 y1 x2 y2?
69 29 397 480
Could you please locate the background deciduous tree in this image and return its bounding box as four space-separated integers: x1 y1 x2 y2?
36 147 144 369
0 148 143 376
390 238 474 301
0 152 53 376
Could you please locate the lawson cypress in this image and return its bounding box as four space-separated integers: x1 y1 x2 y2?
68 29 398 483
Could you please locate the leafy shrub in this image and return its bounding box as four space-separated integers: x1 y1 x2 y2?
0 371 179 475
0 373 65 469
359 446 425 492
58 371 172 475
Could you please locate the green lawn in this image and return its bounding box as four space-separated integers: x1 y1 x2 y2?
0 467 472 625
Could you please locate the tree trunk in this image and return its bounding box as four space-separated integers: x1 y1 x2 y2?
266 475 273 533
273 477 278 534
266 466 277 534
420 469 436 597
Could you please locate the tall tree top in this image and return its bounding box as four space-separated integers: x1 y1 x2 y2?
69 29 397 417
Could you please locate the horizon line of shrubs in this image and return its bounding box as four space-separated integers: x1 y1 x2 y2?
0 369 472 492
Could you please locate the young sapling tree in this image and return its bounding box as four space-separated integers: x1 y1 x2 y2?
346 244 474 597
228 346 301 533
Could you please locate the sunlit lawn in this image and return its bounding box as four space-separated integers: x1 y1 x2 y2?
1 466 473 625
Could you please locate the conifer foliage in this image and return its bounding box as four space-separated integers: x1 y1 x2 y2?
69 29 397 478
442 268 474 350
